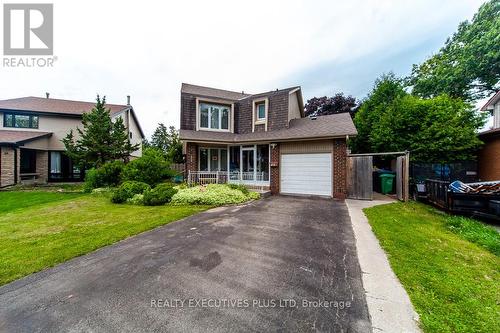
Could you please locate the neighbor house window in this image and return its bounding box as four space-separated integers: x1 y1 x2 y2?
3 113 39 129
199 103 230 131
199 147 228 171
257 102 266 120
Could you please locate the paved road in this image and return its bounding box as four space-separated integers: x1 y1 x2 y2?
0 196 371 332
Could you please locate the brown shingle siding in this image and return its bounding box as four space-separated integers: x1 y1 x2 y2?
236 98 252 134
180 93 197 130
267 92 289 131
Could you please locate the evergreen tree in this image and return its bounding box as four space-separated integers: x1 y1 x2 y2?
63 96 139 168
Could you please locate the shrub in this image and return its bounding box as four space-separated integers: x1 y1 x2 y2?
111 181 150 204
226 183 249 195
128 194 144 205
121 148 172 186
171 184 260 206
143 183 178 206
83 160 124 192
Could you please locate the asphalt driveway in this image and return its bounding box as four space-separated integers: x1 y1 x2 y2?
0 196 371 332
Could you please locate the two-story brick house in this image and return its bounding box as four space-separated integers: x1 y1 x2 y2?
179 83 357 199
0 96 144 187
478 90 500 181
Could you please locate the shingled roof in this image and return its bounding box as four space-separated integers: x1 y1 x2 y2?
0 130 52 146
481 91 500 111
0 96 129 116
181 83 251 101
180 113 357 143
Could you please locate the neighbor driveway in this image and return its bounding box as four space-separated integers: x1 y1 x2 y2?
0 196 371 332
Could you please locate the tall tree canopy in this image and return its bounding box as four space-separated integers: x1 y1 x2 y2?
304 93 357 117
408 0 500 101
369 95 485 163
148 123 183 163
351 74 486 163
63 96 139 168
351 73 406 153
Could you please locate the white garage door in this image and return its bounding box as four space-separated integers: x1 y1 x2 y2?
280 153 332 196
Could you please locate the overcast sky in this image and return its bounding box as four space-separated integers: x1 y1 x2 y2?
0 0 489 137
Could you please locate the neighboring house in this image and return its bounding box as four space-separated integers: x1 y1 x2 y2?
179 83 357 199
0 95 144 187
478 91 500 181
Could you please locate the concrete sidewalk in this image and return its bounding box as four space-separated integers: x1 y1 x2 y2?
346 198 421 333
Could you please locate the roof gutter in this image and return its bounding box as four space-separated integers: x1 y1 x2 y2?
180 134 357 145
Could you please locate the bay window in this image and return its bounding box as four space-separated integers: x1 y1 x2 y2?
199 102 230 131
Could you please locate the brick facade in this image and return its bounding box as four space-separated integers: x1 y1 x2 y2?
332 139 348 199
35 150 48 183
478 135 500 181
185 142 198 177
0 146 19 187
270 144 280 195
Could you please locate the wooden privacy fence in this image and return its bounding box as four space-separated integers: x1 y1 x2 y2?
347 156 373 200
347 151 410 202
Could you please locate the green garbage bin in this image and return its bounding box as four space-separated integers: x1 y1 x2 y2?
380 173 395 194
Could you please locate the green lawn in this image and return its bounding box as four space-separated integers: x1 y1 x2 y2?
364 202 500 333
0 191 209 286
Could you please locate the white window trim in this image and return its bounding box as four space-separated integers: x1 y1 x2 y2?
196 98 234 133
252 98 268 132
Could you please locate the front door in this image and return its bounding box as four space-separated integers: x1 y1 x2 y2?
242 147 255 181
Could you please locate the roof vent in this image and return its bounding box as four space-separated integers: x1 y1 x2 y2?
309 115 317 120
127 95 130 105
46 92 50 99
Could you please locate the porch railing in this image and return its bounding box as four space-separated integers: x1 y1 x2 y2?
187 171 269 190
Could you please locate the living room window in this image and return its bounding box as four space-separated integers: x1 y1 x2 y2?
199 103 230 131
3 113 39 129
199 147 228 171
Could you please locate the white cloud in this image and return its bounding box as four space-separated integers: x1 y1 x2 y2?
0 0 486 137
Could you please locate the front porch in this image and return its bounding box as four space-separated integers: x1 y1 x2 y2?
185 143 271 190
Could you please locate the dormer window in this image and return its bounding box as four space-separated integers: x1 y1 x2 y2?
257 102 266 120
199 102 230 131
252 98 268 132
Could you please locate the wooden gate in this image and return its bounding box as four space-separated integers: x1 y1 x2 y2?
396 155 409 201
347 156 373 200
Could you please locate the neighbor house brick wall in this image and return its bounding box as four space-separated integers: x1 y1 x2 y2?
270 144 280 194
0 146 18 187
332 139 347 199
185 142 198 177
478 136 500 181
35 150 48 183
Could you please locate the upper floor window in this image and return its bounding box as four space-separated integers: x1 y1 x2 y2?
3 113 39 129
257 102 266 120
199 102 229 131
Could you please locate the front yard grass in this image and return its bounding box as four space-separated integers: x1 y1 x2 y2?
0 191 209 286
364 202 499 333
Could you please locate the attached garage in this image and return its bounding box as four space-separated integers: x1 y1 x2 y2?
279 140 334 197
281 153 332 196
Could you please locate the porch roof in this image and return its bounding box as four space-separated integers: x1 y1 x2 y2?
0 130 52 146
180 113 357 143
